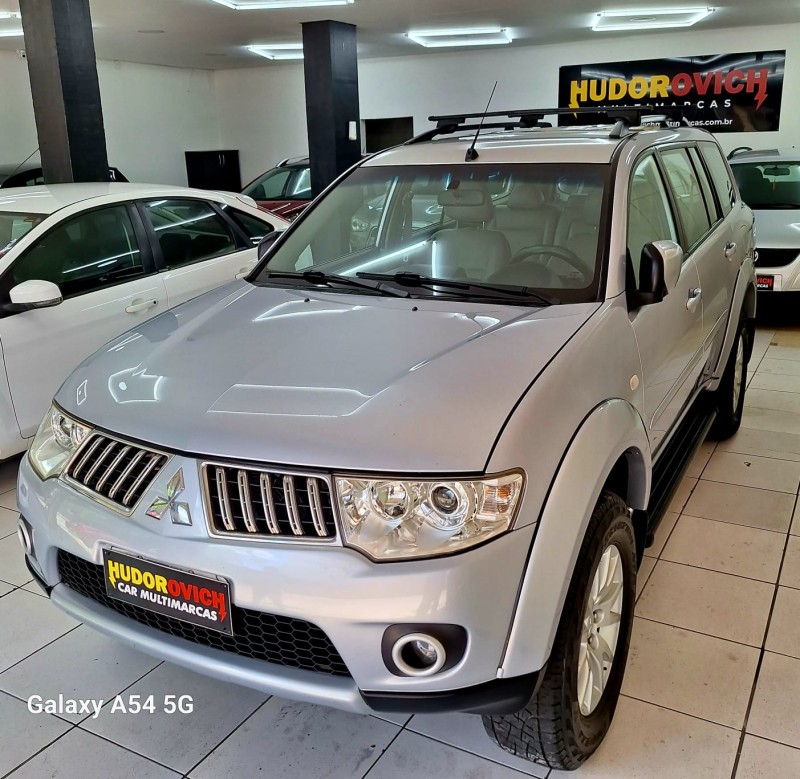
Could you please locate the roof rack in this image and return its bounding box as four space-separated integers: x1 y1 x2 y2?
406 106 690 145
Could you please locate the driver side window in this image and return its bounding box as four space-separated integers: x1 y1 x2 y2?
628 156 679 286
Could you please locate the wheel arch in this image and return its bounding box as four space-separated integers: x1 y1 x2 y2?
498 398 651 679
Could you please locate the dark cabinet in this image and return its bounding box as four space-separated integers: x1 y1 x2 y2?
184 150 241 192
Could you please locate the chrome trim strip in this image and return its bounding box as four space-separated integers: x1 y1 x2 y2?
307 478 327 538
84 440 117 484
122 453 163 508
259 472 280 535
238 470 258 533
71 436 104 480
109 450 146 500
283 475 302 536
215 467 236 531
96 445 131 492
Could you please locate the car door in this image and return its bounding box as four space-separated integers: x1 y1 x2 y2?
627 153 705 451
139 198 264 308
0 202 167 437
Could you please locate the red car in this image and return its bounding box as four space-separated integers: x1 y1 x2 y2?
241 157 311 220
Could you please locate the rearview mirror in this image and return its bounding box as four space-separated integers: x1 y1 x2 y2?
8 279 63 311
257 231 283 262
630 240 682 309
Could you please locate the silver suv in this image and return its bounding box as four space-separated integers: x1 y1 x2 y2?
18 108 756 770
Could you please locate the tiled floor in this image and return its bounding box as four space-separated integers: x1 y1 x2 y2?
3 325 800 778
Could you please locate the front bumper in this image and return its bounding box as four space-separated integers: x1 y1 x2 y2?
18 454 540 714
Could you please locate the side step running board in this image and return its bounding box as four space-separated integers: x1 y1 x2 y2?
641 399 717 553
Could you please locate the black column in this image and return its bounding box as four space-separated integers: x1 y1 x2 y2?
301 20 361 198
19 0 109 184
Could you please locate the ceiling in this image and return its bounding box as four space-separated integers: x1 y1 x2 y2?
0 0 798 70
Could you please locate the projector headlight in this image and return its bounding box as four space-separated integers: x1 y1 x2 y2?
335 471 524 560
28 404 91 480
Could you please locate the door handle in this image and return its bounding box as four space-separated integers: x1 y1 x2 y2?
125 298 158 315
724 242 737 260
687 287 702 313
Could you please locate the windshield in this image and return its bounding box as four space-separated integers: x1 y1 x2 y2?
0 211 45 258
733 161 800 209
256 163 608 304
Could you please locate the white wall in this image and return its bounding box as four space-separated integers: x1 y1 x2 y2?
0 52 220 185
216 21 800 183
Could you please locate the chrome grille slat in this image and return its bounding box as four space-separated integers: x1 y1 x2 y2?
237 470 258 533
204 464 337 541
66 434 168 512
215 467 236 531
307 478 328 538
259 473 280 535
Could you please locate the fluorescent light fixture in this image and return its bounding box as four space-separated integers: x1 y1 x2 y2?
211 0 353 9
0 12 21 18
0 10 21 35
593 7 714 31
0 27 23 37
247 43 304 61
407 27 513 49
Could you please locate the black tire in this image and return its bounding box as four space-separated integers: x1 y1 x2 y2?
708 318 749 440
483 492 637 771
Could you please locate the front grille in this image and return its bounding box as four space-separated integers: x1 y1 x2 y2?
66 434 168 511
203 464 337 540
756 248 800 268
57 550 350 677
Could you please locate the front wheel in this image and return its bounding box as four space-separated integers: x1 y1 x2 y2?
483 491 637 771
708 318 749 440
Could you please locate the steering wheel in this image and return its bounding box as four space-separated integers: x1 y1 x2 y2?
511 244 588 278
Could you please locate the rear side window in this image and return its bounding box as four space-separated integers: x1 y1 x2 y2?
687 147 720 224
220 205 275 244
660 149 712 249
144 199 237 270
243 169 291 201
700 143 736 215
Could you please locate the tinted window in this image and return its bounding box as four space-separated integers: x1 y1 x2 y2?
221 206 275 244
0 212 46 258
11 205 144 298
242 169 291 200
288 168 312 199
688 147 719 223
145 199 237 270
732 160 800 210
701 143 736 214
628 155 679 284
660 149 712 249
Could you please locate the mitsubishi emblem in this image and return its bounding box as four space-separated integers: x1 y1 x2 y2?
146 469 192 526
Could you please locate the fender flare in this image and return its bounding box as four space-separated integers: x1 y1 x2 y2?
498 398 651 678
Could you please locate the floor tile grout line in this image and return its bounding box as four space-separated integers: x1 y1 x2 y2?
360 719 410 779
741 731 800 754
0 721 80 779
657 555 781 587
180 696 273 777
697 475 799 496
729 490 798 779
619 693 741 733
0 622 81 679
696 473 800 498
634 614 767 651
674 509 792 536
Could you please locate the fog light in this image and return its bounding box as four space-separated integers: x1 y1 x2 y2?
391 633 447 677
17 518 32 556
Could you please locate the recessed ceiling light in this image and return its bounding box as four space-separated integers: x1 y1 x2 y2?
211 0 353 9
247 43 304 60
593 7 714 31
0 12 21 19
406 28 513 49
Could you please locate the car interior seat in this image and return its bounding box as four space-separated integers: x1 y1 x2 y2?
493 182 559 255
433 180 511 279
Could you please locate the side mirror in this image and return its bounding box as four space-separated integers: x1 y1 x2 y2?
630 240 683 308
257 231 282 262
7 279 63 312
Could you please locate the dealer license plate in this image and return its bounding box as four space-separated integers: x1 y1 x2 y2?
103 549 233 635
757 274 775 291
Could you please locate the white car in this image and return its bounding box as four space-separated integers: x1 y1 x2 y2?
729 149 800 292
0 183 286 458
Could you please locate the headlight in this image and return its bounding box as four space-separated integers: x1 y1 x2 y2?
28 405 91 480
335 471 524 560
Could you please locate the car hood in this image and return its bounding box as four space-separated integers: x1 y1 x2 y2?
752 208 800 247
56 284 599 473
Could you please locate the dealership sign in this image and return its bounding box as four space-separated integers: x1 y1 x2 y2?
558 51 785 132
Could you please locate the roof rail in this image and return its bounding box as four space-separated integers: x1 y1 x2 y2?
406 105 688 145
726 146 754 160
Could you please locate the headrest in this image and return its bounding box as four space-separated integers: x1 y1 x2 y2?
437 180 494 224
507 182 547 210
736 167 767 189
557 176 585 197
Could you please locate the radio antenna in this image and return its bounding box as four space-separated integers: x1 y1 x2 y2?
465 81 498 162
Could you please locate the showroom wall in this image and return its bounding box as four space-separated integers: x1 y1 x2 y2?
0 50 220 185
216 21 800 182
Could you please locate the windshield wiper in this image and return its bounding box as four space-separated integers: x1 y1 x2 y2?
259 270 408 297
356 272 558 306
